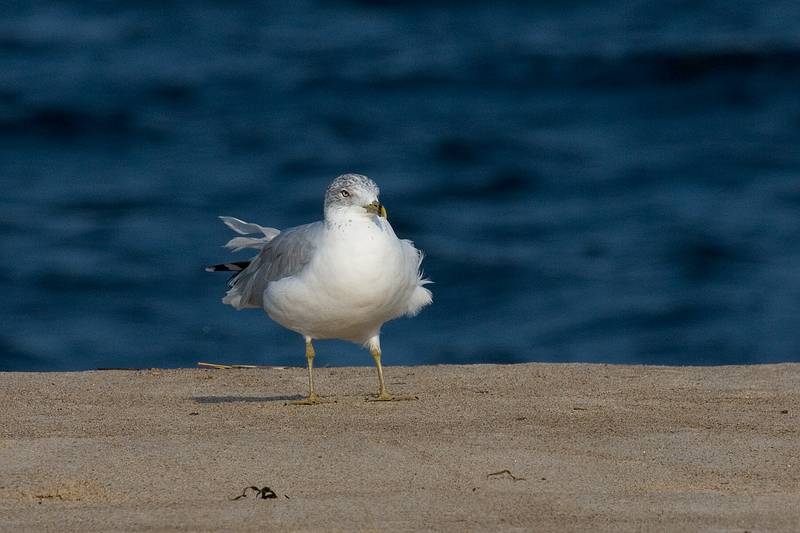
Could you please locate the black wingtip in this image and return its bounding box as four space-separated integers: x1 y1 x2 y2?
205 261 251 273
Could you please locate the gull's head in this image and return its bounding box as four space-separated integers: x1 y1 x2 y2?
324 173 387 220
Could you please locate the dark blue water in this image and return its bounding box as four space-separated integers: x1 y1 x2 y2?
2 1 800 371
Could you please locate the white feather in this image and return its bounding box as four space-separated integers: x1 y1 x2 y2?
219 216 280 252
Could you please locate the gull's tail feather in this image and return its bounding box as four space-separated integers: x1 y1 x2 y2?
219 216 280 252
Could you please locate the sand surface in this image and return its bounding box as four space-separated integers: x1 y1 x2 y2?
1 363 799 532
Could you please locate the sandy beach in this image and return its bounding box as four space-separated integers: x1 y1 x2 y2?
1 363 798 531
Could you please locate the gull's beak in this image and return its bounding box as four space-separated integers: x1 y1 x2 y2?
366 200 388 219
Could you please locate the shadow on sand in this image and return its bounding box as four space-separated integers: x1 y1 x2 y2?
192 395 303 404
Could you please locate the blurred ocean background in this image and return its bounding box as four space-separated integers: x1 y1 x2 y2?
2 1 800 371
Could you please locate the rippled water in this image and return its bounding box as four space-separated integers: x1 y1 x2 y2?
2 1 800 370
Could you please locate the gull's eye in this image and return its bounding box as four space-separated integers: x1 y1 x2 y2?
340 189 350 198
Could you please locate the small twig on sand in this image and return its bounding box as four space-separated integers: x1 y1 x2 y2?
198 362 289 370
487 470 526 481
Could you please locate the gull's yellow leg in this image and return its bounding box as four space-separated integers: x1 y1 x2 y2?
291 337 321 405
366 336 417 402
370 341 393 401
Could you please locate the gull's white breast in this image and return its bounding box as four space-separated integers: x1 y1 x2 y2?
262 216 421 343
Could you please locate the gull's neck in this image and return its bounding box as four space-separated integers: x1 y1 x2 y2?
324 207 375 226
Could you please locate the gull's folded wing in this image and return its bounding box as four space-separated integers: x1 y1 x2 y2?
223 221 323 310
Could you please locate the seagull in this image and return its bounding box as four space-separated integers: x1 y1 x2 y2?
206 174 432 403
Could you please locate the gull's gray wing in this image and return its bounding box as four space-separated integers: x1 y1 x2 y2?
223 221 324 309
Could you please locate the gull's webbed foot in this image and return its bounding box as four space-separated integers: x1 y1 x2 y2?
290 392 322 405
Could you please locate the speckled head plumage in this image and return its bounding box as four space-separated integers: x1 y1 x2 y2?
324 173 381 217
